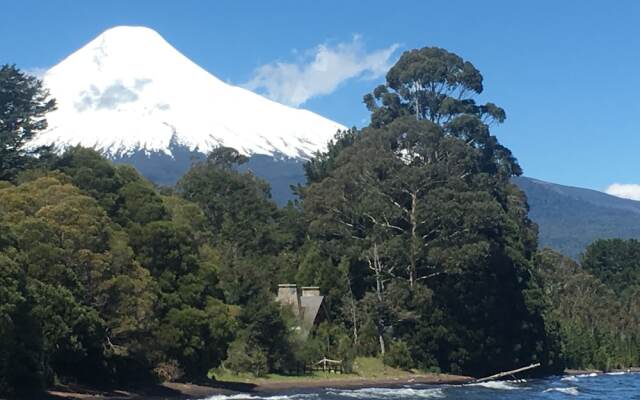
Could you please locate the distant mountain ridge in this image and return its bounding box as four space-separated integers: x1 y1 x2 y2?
512 176 640 259
112 141 307 205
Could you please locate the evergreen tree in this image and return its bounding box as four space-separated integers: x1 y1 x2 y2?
177 146 279 255
0 65 56 181
303 47 562 375
582 238 640 297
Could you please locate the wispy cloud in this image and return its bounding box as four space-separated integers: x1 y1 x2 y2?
605 183 640 201
244 35 400 107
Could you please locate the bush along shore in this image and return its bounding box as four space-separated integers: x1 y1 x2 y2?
2 47 640 397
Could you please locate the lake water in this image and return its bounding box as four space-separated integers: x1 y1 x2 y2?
202 372 640 400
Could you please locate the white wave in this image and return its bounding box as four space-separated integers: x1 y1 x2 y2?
544 387 579 395
326 387 445 399
606 371 626 375
575 372 598 378
562 372 599 380
467 380 523 390
204 394 318 400
204 395 259 400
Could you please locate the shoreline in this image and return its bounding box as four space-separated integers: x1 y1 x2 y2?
243 373 473 392
45 373 473 400
44 368 640 400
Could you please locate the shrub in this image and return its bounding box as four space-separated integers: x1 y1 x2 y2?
154 360 183 382
223 337 268 377
383 340 414 370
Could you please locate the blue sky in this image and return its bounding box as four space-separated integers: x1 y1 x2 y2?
2 0 639 196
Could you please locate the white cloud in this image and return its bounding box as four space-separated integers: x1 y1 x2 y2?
244 36 400 107
605 183 640 201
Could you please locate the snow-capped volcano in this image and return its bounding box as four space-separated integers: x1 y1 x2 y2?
31 26 345 159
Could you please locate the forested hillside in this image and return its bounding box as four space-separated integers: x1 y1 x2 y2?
514 176 640 258
1 46 637 396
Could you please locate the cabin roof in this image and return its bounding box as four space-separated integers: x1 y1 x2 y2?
300 295 324 328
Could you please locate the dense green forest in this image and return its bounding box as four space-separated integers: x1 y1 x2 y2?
536 241 640 370
0 47 638 396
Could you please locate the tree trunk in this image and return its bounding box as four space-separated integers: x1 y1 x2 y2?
371 243 386 355
350 296 359 344
342 260 359 344
409 191 418 289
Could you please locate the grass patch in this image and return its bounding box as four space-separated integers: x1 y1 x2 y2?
352 357 411 377
212 357 420 383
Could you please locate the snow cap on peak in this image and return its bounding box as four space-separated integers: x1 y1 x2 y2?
78 25 179 65
88 26 173 52
32 26 346 159
98 25 164 39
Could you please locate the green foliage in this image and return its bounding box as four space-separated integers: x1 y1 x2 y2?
156 300 234 378
0 174 159 383
0 254 47 395
0 149 242 394
116 180 169 225
364 47 491 124
53 147 134 214
303 116 557 375
0 65 57 182
223 335 269 377
383 340 414 370
5 45 634 395
536 248 640 370
302 46 560 377
206 146 249 169
177 150 279 255
582 239 640 297
299 323 356 369
296 243 349 319
363 47 519 177
237 293 294 372
303 129 358 185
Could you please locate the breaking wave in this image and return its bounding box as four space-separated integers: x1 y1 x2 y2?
543 387 580 395
204 394 319 400
326 387 445 399
466 380 525 390
199 372 640 400
561 372 601 382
